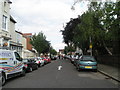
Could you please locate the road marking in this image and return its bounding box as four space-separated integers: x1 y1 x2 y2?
58 65 62 70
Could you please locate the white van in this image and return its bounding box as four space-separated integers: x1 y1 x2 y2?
0 50 26 86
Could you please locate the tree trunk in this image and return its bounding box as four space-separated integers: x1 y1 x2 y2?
103 41 113 55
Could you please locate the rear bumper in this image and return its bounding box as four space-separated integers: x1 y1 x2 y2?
36 63 40 66
79 66 97 70
25 67 30 72
44 60 48 64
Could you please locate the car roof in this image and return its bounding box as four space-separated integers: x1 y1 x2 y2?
0 49 16 52
82 55 94 57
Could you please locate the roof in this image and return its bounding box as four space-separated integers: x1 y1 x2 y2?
10 16 17 23
23 33 32 36
59 49 64 52
7 0 12 4
15 30 23 35
22 33 33 38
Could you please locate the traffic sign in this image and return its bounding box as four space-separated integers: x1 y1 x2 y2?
90 44 92 48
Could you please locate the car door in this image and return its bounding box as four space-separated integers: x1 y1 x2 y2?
28 59 34 69
32 60 37 69
13 52 23 73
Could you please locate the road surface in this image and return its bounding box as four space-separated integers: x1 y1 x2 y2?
2 59 119 89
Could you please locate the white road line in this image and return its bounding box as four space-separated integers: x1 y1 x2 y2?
58 65 62 70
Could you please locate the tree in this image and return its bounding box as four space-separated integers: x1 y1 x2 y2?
49 47 57 55
64 46 75 55
30 32 50 55
62 0 119 55
61 16 81 46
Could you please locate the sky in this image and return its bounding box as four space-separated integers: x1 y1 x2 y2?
10 0 88 52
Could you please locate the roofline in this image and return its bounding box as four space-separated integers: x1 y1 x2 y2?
10 16 17 23
15 30 23 35
7 0 12 4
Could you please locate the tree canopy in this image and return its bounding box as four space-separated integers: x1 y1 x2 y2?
62 1 120 55
30 32 51 55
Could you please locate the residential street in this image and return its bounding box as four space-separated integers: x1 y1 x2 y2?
0 1 120 90
2 59 119 89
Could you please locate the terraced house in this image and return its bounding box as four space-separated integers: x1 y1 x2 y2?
0 0 22 55
0 0 37 58
0 0 12 49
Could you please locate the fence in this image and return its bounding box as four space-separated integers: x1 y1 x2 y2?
95 55 120 68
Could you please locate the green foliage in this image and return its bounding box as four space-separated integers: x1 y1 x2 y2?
64 45 75 54
61 17 81 46
62 1 120 55
30 32 50 55
49 47 57 55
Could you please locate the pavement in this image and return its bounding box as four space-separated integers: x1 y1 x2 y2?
98 64 120 82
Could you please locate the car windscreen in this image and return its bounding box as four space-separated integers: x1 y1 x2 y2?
81 56 96 61
23 59 28 62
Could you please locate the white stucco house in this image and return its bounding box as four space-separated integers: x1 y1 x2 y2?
0 0 12 49
0 0 37 58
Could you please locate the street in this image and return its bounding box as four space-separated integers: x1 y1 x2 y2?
3 59 119 88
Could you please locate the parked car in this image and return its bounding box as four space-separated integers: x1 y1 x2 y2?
66 55 71 60
64 55 70 60
46 57 51 63
69 55 77 64
73 55 82 66
37 57 44 66
75 55 97 72
34 57 41 67
42 57 51 64
51 55 57 60
23 58 38 72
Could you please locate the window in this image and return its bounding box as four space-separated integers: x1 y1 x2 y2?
4 1 8 12
2 15 7 30
4 2 6 7
14 52 22 61
17 34 20 43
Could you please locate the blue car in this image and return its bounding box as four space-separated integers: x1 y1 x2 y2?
75 55 97 72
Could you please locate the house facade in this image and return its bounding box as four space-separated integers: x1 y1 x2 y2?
0 0 37 58
0 0 12 49
9 30 23 56
0 0 23 56
22 33 37 58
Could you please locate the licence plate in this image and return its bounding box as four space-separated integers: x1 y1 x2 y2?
85 66 92 69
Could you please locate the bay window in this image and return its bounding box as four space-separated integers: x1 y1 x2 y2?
2 15 7 30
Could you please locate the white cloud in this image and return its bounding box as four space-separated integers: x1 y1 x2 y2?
53 43 67 52
10 0 88 51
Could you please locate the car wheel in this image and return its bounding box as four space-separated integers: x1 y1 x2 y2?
40 63 42 67
29 67 33 72
76 65 80 71
21 69 26 76
2 72 6 86
38 64 40 67
42 63 44 66
36 65 38 70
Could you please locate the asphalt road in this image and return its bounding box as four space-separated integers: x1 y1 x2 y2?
2 59 119 88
